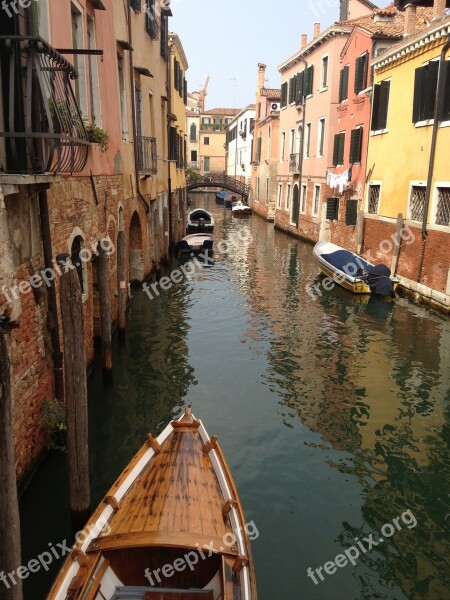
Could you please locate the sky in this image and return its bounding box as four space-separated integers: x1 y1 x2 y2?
170 0 380 110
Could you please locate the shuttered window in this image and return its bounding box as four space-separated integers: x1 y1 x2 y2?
326 197 339 221
304 65 314 97
354 53 368 93
349 127 363 164
413 61 439 123
296 71 304 102
280 82 288 108
441 61 450 121
371 80 390 131
345 199 358 226
339 65 349 102
333 132 345 166
289 76 296 104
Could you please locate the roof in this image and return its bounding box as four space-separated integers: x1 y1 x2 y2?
261 88 281 99
203 108 241 116
394 0 450 8
373 13 450 67
168 32 188 70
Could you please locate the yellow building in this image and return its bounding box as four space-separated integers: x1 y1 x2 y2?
168 32 188 243
365 7 450 312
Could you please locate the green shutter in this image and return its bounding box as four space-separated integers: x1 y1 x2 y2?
412 66 425 123
333 134 340 166
338 132 345 165
345 199 358 226
281 82 287 107
326 197 339 220
371 83 381 131
349 128 362 164
296 71 304 101
378 80 391 130
424 61 439 120
439 60 450 121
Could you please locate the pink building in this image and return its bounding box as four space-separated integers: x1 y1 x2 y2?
274 0 375 242
250 64 281 221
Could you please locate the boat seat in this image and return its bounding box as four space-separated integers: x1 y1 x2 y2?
201 240 213 250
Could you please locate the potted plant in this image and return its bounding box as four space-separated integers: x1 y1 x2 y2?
85 123 110 152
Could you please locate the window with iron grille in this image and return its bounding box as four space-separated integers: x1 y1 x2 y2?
435 187 450 226
345 199 358 226
326 197 339 220
145 0 159 39
367 184 380 214
409 185 426 221
313 185 320 215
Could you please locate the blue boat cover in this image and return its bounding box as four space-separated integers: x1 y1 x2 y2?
322 250 372 276
366 264 395 297
216 191 228 199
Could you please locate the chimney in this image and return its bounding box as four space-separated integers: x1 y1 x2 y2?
301 34 308 48
404 4 417 36
433 0 446 19
314 23 321 38
257 63 266 91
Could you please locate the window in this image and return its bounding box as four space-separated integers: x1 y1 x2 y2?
354 53 368 93
305 123 311 158
71 3 87 117
295 71 304 103
87 16 101 124
367 184 381 214
291 184 300 224
321 56 329 89
281 132 286 161
318 118 325 157
190 123 197 141
160 14 169 60
435 187 450 226
326 197 339 220
289 76 297 104
301 184 307 213
256 177 260 201
145 0 158 39
349 127 363 164
267 126 271 159
345 199 358 225
333 132 345 166
371 80 390 131
255 137 262 163
286 184 291 211
204 137 210 146
313 185 320 216
70 236 85 293
214 118 222 125
265 178 270 203
289 129 295 154
202 117 211 125
191 150 197 162
204 157 210 172
409 185 426 221
413 60 439 123
304 65 314 97
281 81 288 108
117 55 128 139
277 184 283 209
339 65 349 102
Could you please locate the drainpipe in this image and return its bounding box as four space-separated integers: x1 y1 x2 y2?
417 31 450 281
296 56 308 228
127 5 149 214
38 187 64 402
167 42 173 249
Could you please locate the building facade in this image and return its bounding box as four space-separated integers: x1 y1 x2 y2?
250 64 281 221
226 105 255 186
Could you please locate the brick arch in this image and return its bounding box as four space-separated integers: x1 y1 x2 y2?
129 211 144 283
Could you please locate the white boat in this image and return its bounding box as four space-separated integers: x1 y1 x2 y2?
231 201 252 217
187 209 215 233
176 233 215 253
313 240 399 296
46 408 257 600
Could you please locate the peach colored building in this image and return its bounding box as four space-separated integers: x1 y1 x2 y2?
199 108 240 174
250 64 281 221
275 0 375 241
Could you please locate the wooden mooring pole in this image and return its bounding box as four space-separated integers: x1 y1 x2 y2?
117 230 127 341
96 243 112 382
0 330 23 600
59 264 91 532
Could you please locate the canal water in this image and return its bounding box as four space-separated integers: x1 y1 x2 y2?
20 193 450 600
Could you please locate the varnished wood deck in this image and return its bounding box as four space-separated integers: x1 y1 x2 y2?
92 413 233 551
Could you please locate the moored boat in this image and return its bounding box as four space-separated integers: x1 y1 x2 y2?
46 408 257 600
215 191 228 205
231 201 252 217
313 240 398 296
176 233 215 253
187 209 215 233
224 194 236 208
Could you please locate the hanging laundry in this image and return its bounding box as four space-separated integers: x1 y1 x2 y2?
327 168 350 194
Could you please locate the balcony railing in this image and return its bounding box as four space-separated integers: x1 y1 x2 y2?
289 153 301 174
137 136 157 174
0 36 89 174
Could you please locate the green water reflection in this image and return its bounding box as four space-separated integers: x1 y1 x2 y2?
20 193 450 600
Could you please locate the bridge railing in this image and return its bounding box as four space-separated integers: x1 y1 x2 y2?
187 172 251 197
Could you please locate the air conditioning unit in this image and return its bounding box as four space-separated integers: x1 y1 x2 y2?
271 102 280 111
